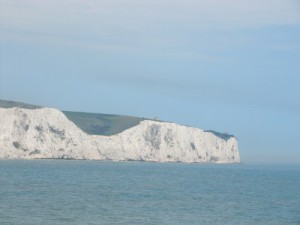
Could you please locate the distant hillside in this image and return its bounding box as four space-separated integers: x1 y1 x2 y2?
0 99 42 109
63 111 144 136
204 130 234 141
0 99 144 136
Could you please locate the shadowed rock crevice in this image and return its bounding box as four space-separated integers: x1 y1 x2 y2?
144 124 161 150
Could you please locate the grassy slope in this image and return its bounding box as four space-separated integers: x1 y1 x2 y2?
63 111 144 136
0 99 144 136
0 99 234 139
0 99 42 109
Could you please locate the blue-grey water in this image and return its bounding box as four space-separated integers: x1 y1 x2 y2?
0 160 299 225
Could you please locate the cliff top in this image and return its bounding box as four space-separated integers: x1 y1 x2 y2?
0 99 234 139
0 99 144 135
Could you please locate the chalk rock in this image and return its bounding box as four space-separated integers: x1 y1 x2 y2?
0 107 240 163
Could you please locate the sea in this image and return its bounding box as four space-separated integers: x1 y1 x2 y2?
0 160 299 225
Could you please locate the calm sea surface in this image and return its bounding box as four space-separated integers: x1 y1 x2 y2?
0 160 299 225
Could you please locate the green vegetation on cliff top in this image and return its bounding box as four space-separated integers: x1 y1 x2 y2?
0 99 144 136
0 99 234 140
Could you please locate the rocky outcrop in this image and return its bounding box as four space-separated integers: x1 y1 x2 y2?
0 107 240 163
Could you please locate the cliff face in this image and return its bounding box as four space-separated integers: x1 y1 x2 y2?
0 107 240 163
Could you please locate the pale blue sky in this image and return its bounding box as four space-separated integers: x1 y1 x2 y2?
0 0 300 163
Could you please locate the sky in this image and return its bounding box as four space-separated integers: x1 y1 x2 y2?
0 0 300 163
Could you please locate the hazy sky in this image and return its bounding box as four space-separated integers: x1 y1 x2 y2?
1 0 300 163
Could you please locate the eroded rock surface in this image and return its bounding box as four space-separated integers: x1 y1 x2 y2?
0 107 240 163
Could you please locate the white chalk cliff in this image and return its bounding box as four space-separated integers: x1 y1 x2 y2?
0 107 240 163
